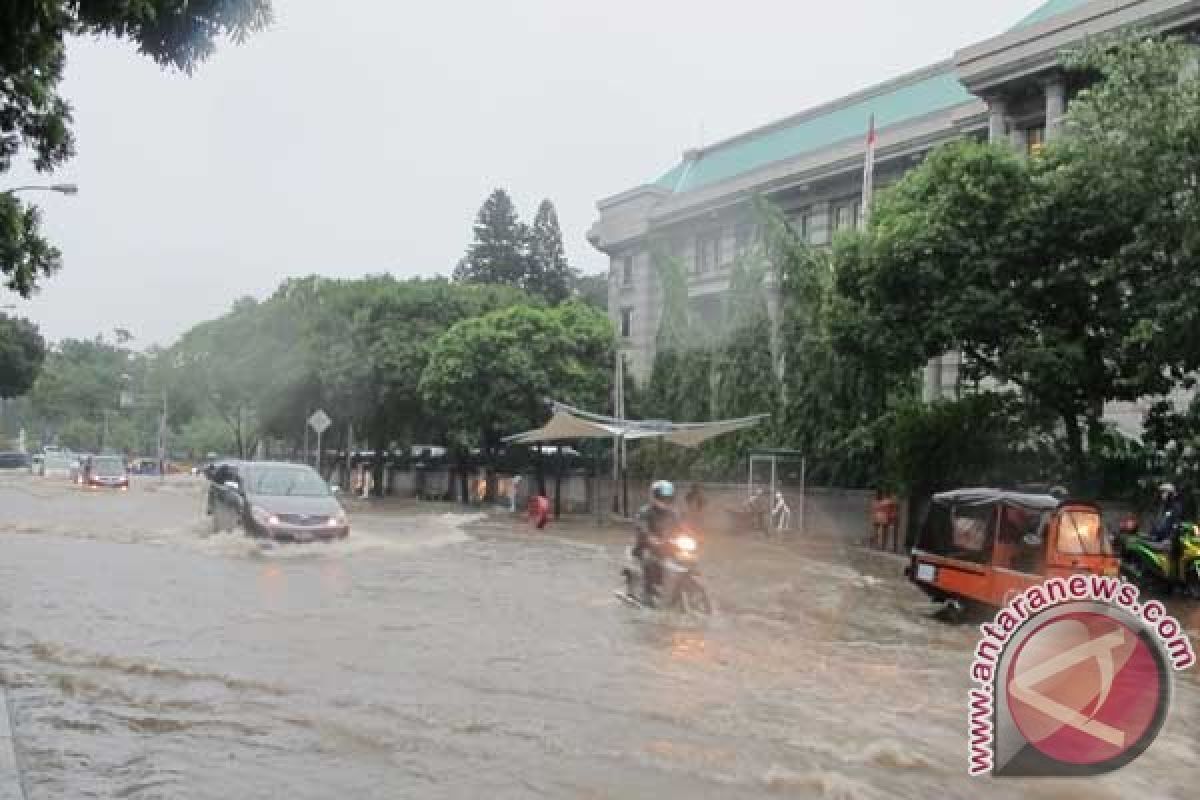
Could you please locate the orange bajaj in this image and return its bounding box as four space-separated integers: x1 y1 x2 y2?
907 489 1118 615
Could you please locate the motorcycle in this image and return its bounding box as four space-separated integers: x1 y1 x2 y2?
617 528 712 614
1118 518 1200 599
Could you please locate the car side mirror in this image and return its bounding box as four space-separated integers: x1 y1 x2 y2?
224 480 240 491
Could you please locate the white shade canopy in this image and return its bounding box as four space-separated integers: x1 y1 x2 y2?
505 402 768 450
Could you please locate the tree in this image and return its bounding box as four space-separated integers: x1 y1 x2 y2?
0 1 271 297
0 314 45 397
419 302 613 500
843 37 1200 487
525 199 575 303
453 189 530 287
572 272 608 310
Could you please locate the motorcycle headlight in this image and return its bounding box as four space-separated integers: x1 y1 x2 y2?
674 534 698 553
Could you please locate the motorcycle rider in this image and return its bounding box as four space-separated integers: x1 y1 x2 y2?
634 480 682 604
1149 482 1185 548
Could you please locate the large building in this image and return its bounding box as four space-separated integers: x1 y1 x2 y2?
588 0 1200 432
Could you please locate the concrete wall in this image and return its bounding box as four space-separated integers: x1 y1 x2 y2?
362 467 875 540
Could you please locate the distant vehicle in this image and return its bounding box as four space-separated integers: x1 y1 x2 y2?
69 453 95 484
0 451 30 470
129 458 160 476
41 453 74 479
82 455 129 490
206 460 348 542
30 454 44 475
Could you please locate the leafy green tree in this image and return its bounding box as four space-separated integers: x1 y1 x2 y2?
0 1 271 297
0 313 45 397
453 189 530 287
525 199 575 303
171 297 271 458
419 302 613 499
844 37 1200 487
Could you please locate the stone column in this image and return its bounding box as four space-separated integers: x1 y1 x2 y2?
987 96 1009 143
1044 75 1066 141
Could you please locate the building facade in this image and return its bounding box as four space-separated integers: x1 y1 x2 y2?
588 0 1200 435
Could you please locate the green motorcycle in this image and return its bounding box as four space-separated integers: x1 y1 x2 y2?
1118 520 1200 599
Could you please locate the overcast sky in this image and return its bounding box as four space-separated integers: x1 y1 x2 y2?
6 0 1045 347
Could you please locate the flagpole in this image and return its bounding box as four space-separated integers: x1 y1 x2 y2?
860 113 876 229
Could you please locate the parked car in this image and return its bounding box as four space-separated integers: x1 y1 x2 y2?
81 455 130 490
207 460 348 542
41 453 75 480
0 451 30 470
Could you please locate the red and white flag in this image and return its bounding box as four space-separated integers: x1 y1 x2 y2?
860 113 877 229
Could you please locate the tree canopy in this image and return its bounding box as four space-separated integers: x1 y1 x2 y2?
837 35 1200 486
453 189 528 288
0 313 45 398
419 302 613 456
0 0 271 297
526 199 575 303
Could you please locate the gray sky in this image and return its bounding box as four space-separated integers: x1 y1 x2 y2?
7 0 1044 347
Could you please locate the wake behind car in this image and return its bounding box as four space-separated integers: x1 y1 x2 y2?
207 460 348 542
82 455 129 490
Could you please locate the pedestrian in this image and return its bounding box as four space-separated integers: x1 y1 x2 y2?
510 475 522 513
871 489 898 550
530 492 551 529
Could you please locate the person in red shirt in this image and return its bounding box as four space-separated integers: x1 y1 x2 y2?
529 492 551 529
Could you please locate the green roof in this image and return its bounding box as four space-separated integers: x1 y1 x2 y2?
656 66 973 195
649 1 1096 197
1012 0 1093 30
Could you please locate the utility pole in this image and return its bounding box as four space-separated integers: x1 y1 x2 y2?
157 386 168 481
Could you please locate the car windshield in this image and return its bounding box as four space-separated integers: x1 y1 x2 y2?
91 457 125 477
244 467 329 497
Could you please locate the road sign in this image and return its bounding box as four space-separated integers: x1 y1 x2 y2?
308 409 331 435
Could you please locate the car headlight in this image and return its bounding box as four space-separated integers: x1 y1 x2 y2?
251 506 279 527
327 511 348 527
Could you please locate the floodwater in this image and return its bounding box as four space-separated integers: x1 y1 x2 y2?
0 473 1197 799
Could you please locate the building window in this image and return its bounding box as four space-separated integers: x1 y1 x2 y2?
798 208 814 242
619 307 633 338
695 233 719 275
735 223 756 260
832 198 860 233
621 255 634 286
1025 125 1045 156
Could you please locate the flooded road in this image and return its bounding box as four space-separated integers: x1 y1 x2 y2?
1 473 1197 799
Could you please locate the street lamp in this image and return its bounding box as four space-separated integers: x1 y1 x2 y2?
1 183 79 196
